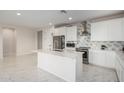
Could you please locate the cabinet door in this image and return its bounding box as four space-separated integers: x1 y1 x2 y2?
89 50 93 64
115 56 124 82
120 68 124 82
121 18 124 41
96 51 107 67
89 50 107 66
54 29 59 36
91 18 124 41
105 52 115 68
89 50 115 68
115 58 121 81
66 27 71 41
54 27 66 36
91 21 108 41
71 26 77 41
66 26 77 41
58 27 66 35
107 18 122 41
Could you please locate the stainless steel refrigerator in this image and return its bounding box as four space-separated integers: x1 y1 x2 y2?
53 35 65 51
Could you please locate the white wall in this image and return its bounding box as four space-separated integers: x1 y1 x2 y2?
16 27 37 56
0 25 37 57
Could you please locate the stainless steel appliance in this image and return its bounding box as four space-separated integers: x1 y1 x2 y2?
122 46 124 52
66 43 75 48
53 35 65 51
76 47 90 64
80 21 90 36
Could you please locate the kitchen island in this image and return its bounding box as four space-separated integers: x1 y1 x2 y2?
37 50 83 82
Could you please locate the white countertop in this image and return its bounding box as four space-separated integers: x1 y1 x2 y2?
36 49 83 59
89 49 115 52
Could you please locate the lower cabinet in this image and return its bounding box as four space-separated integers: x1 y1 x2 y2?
89 50 124 82
115 59 121 81
89 50 115 69
115 56 124 82
121 69 124 82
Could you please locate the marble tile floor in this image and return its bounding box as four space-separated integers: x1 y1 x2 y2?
0 53 118 82
80 64 118 82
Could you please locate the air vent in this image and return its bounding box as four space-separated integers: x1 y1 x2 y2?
60 10 67 14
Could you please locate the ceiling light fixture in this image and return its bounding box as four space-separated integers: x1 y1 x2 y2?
68 17 72 21
17 12 21 16
49 22 52 25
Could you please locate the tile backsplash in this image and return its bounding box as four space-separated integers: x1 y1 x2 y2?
76 23 124 51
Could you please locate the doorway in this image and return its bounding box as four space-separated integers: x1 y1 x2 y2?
3 28 16 57
37 31 42 49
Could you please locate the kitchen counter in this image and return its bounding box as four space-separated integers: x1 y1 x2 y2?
37 49 83 59
37 49 83 82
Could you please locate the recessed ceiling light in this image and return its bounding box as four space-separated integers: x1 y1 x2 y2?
68 17 72 21
17 12 21 16
49 22 52 25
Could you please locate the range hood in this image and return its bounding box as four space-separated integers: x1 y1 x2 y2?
81 21 90 36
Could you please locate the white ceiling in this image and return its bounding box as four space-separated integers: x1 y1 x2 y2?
0 10 123 29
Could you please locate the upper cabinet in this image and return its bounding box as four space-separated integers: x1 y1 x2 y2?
122 18 124 40
66 26 77 42
91 17 124 41
53 27 66 36
91 21 108 41
107 18 123 41
54 26 77 41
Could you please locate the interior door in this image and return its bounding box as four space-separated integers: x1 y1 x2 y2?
3 28 16 57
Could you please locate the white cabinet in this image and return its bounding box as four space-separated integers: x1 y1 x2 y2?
107 18 123 41
121 68 124 82
89 50 124 82
115 57 121 81
66 26 77 41
115 56 124 82
91 21 108 41
91 18 124 41
54 26 77 41
89 50 106 66
121 18 124 40
89 50 115 68
54 27 66 36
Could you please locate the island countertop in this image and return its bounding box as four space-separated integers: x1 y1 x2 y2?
36 49 83 59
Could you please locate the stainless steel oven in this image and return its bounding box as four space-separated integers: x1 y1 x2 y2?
66 43 75 48
76 47 90 64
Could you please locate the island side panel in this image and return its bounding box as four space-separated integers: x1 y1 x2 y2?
76 53 83 81
38 52 76 82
